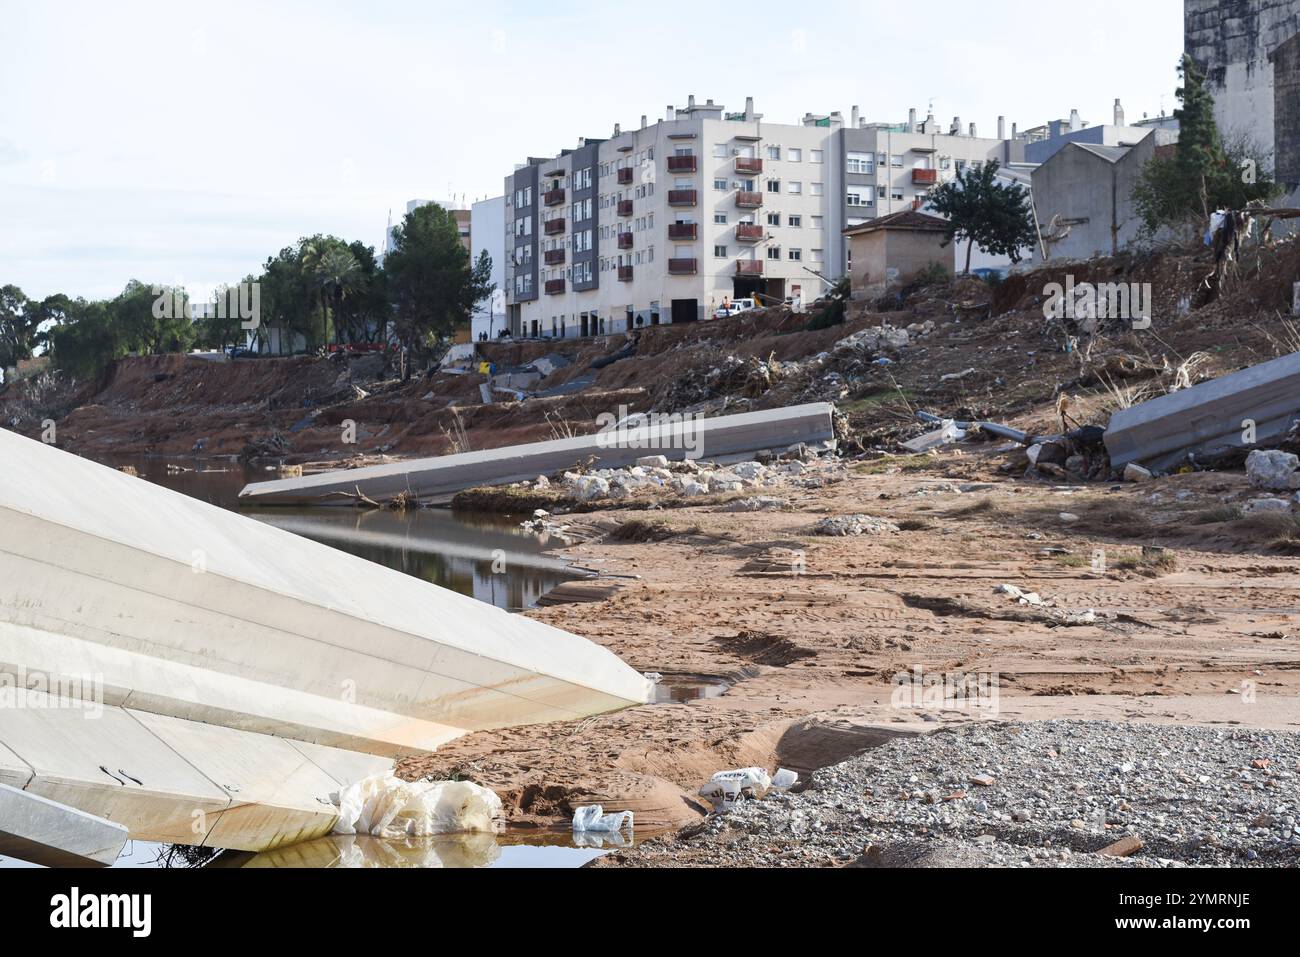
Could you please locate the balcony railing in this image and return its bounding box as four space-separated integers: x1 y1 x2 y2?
617 199 634 216
543 188 566 206
545 279 566 295
912 168 938 185
544 249 565 265
735 157 763 174
667 223 697 240
735 223 764 242
617 265 633 282
735 191 763 208
735 260 764 276
617 167 634 185
544 218 566 235
667 189 697 206
667 155 697 173
617 232 634 249
667 258 698 275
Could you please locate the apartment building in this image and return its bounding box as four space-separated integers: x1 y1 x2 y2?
503 96 1051 339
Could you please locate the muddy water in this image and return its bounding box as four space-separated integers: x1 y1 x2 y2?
98 455 578 611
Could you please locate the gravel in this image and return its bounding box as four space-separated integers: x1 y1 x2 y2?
599 721 1300 868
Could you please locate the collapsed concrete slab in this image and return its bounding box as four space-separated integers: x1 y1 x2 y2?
1104 351 1300 471
238 402 837 506
0 428 652 850
0 783 129 867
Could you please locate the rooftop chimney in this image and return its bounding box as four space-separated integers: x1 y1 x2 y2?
667 105 675 121
640 114 647 130
851 105 860 128
745 96 754 117
688 94 696 109
1069 108 1081 131
908 108 917 132
997 115 1006 139
1012 122 1018 138
952 116 962 135
969 122 977 137
613 123 621 137
1113 98 1125 126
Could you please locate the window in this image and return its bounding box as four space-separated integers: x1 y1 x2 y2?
788 215 802 228
767 246 782 260
847 188 873 207
714 178 729 191
811 215 824 229
714 245 728 258
891 155 903 168
787 181 803 194
891 188 904 200
877 186 887 198
714 212 728 224
847 151 873 174
788 248 802 261
788 148 802 162
766 146 781 160
810 182 824 196
766 179 781 193
714 143 729 158
766 212 781 226
810 149 824 163
810 249 824 263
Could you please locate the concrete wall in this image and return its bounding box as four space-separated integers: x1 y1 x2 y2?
471 196 506 340
1273 32 1300 186
847 228 955 295
1185 0 1300 164
1031 134 1158 261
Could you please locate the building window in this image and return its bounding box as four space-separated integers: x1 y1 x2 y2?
766 179 781 193
766 146 781 160
767 212 781 226
788 215 802 227
767 246 781 260
714 143 729 158
788 181 802 194
891 155 903 167
811 215 824 229
847 189 873 207
714 178 729 191
714 213 728 224
811 149 824 163
891 188 904 200
810 182 824 196
788 148 802 162
810 249 824 263
714 245 728 258
877 186 887 198
847 151 873 174
788 248 802 261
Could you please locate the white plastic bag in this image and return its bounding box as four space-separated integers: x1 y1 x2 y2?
572 804 634 833
771 768 799 790
698 767 773 811
331 774 503 839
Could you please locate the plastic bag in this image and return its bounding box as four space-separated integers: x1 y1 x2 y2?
572 804 634 833
771 768 799 790
331 774 503 839
698 767 773 811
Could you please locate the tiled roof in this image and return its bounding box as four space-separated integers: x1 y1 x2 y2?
842 209 951 235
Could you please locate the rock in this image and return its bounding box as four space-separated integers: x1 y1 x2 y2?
1059 512 1080 523
1123 463 1153 482
721 496 790 512
1097 835 1144 858
813 515 900 537
574 476 610 502
971 775 995 787
678 479 707 497
1246 449 1300 491
636 455 669 469
1028 442 1068 467
730 461 767 481
1243 497 1291 515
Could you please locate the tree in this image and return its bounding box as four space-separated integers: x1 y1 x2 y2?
384 204 493 368
0 285 35 370
1132 55 1281 234
926 160 1037 275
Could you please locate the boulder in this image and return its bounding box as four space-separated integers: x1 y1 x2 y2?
1246 449 1300 491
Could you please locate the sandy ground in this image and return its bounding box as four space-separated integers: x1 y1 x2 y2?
398 448 1300 843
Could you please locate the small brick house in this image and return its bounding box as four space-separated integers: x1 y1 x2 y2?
842 210 956 299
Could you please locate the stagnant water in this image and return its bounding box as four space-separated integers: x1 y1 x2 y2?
0 453 623 869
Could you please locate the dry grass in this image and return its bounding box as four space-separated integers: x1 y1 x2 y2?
1114 546 1179 576
1189 504 1245 525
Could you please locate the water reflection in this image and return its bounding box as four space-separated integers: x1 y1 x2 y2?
94 456 577 611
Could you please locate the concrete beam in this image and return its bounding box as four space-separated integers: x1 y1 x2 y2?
0 783 129 868
238 402 837 506
1104 351 1300 470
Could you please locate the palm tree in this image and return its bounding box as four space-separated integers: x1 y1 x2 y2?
313 247 361 346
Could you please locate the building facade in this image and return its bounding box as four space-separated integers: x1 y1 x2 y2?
470 195 507 340
502 97 1053 339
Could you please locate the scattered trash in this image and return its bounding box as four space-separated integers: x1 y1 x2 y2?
331 774 503 838
813 514 900 536
572 804 634 833
902 419 965 453
996 583 1047 607
771 769 799 790
699 768 774 811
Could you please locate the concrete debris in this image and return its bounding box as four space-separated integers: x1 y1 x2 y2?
1243 497 1293 515
721 496 792 513
996 583 1047 607
1123 463 1153 482
1246 449 1300 491
902 420 965 453
813 514 901 536
331 774 504 839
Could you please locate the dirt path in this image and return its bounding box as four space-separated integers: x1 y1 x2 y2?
398 450 1300 834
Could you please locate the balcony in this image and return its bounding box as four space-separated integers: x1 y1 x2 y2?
667 155 697 173
543 188 566 207
667 223 698 240
912 168 938 186
617 232 634 249
667 189 698 207
545 279 566 295
734 157 763 174
544 249 565 265
735 260 764 276
618 265 633 282
617 167 634 185
544 218 566 236
667 258 698 275
735 223 765 242
735 191 763 208
617 199 634 216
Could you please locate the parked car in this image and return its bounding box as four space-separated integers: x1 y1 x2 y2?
225 345 254 359
713 298 757 320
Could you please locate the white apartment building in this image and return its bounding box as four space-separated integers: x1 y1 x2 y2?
504 97 1030 339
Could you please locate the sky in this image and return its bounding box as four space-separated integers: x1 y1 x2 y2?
0 0 1184 302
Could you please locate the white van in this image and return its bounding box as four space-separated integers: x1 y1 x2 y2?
713 298 757 320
